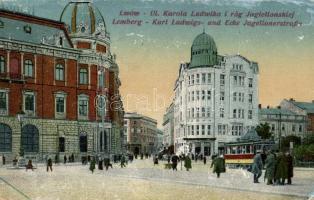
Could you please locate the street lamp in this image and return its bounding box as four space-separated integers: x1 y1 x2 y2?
17 110 25 158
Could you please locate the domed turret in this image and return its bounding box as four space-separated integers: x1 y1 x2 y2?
190 32 218 68
60 1 106 36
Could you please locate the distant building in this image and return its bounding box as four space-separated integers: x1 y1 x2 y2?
156 129 163 153
162 103 174 149
0 2 124 161
171 32 259 156
280 99 314 134
124 112 159 155
258 106 307 140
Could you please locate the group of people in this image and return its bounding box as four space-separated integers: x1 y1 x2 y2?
252 150 294 185
89 154 128 173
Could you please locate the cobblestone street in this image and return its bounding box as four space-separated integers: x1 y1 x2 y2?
0 159 313 200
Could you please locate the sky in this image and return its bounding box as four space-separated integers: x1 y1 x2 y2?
2 0 314 127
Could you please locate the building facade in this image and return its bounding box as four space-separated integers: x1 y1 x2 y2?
162 103 174 149
0 1 124 162
172 32 259 156
258 106 307 141
280 99 314 134
124 112 159 155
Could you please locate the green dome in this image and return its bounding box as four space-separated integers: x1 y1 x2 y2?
190 32 218 68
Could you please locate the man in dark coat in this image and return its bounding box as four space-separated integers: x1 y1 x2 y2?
184 155 192 171
121 155 126 168
285 151 293 185
26 160 34 171
153 155 158 166
64 155 67 164
2 154 5 165
264 150 276 185
203 156 207 165
211 155 225 178
47 158 53 172
98 157 103 170
251 150 263 183
171 154 179 171
90 158 96 173
275 152 288 185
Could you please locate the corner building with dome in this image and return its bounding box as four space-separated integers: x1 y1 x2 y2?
173 32 259 156
0 1 124 161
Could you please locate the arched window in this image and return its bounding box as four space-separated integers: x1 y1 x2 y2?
21 124 39 152
55 64 64 81
79 68 88 84
0 56 5 74
24 60 33 77
79 132 87 152
0 123 12 152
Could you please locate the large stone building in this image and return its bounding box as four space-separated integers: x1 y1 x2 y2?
280 99 314 134
0 2 124 162
162 103 174 149
258 106 308 141
172 32 259 156
124 112 159 155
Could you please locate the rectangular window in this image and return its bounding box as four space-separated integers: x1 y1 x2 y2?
79 99 88 116
0 92 7 110
249 78 253 88
192 91 194 101
191 108 194 118
196 74 200 84
207 73 211 84
24 60 33 77
207 90 211 100
207 108 210 117
0 56 5 73
220 74 225 85
233 109 237 118
201 107 206 117
248 110 253 119
56 97 65 113
238 109 241 119
220 108 224 118
202 125 205 135
59 137 65 152
79 68 88 84
202 73 206 83
248 94 253 103
25 93 34 111
233 76 237 85
196 107 200 118
188 76 191 85
196 125 199 135
207 125 211 135
191 75 194 85
98 73 104 88
292 125 296 132
196 91 199 100
55 64 64 81
299 125 302 132
202 90 205 100
218 125 222 135
233 92 237 102
220 92 225 102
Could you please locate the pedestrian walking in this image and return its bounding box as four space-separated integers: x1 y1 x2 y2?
264 150 276 185
2 154 5 165
104 156 113 170
47 158 53 172
203 156 207 165
285 151 293 185
167 155 171 164
121 154 126 168
210 154 225 178
55 154 59 164
90 158 96 173
184 155 192 171
251 150 263 183
64 155 67 164
26 160 34 171
275 152 288 185
153 155 158 165
171 154 179 171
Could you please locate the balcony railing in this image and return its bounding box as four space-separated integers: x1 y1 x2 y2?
0 72 24 82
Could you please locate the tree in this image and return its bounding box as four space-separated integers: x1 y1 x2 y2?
281 135 301 151
255 123 273 140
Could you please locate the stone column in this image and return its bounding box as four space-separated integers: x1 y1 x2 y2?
20 53 24 76
6 51 10 74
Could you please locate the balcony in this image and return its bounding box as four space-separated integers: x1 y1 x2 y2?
0 72 25 83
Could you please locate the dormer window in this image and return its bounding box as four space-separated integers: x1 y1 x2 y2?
59 37 63 46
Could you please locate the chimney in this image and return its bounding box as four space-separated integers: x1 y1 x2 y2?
258 104 262 109
267 105 270 109
289 98 295 102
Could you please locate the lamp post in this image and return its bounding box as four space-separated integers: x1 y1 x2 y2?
17 110 25 158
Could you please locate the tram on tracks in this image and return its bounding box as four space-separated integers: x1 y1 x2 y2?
224 140 275 168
